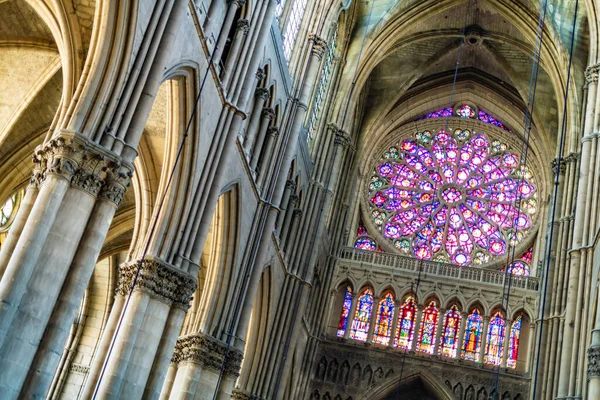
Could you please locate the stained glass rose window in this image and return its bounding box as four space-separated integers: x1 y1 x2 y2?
367 129 537 266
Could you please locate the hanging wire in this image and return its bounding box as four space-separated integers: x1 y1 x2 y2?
91 1 238 396
531 0 578 398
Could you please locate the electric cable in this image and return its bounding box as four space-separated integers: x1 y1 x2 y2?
91 0 237 396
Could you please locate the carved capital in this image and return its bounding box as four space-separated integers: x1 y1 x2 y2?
255 68 266 82
585 63 600 86
237 18 250 34
29 146 46 189
293 208 303 218
285 179 297 191
254 87 270 101
588 346 600 378
172 333 244 377
334 130 351 148
261 107 275 120
43 137 80 180
308 34 328 60
289 194 299 205
99 164 132 207
551 157 566 175
116 257 197 309
71 154 111 197
232 389 262 400
267 126 279 137
233 0 246 7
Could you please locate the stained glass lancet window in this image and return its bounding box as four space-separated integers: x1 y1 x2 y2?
418 301 439 354
349 288 374 341
440 305 461 357
507 315 523 368
462 308 483 361
281 0 308 60
485 312 506 365
394 296 417 349
373 293 395 345
367 129 537 265
354 220 378 251
337 286 353 337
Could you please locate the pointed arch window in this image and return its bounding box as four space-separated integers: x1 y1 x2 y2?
462 308 483 361
440 305 461 357
485 312 506 365
337 286 353 337
349 288 373 341
281 0 308 60
507 315 523 368
418 301 439 354
394 296 417 349
373 293 395 345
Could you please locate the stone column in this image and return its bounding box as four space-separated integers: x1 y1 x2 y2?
250 108 275 170
86 258 197 399
212 0 247 65
257 127 280 187
367 297 380 343
479 316 490 364
279 194 298 244
501 319 512 368
456 312 467 359
344 294 359 340
276 180 296 233
588 347 600 399
166 333 244 400
243 87 270 148
411 305 424 352
388 301 401 348
222 19 251 86
433 308 446 355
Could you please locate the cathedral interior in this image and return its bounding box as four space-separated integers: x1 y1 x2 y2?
0 0 598 399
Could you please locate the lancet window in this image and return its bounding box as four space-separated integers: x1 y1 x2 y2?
281 0 307 60
394 296 417 349
349 288 373 341
373 293 395 345
337 286 353 337
462 308 483 361
440 305 461 357
417 301 439 354
485 312 506 365
507 314 523 368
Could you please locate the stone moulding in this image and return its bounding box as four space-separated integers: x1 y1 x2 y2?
171 332 244 377
588 346 600 378
116 256 198 309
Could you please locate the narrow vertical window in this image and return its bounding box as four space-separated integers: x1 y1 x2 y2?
485 312 506 365
349 288 373 341
507 315 523 368
440 305 461 357
418 301 439 354
281 0 308 60
462 308 483 361
394 297 416 349
306 25 337 141
373 293 395 345
336 286 353 337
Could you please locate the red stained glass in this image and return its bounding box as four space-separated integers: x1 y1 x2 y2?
337 287 353 337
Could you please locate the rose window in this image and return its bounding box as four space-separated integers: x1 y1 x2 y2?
367 129 537 266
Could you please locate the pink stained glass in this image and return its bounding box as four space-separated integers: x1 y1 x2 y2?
373 293 395 345
485 312 506 365
507 315 523 368
457 104 476 118
368 130 536 266
354 237 377 251
418 301 439 354
507 260 530 277
462 309 483 361
521 246 534 263
349 288 374 341
337 286 353 337
394 297 417 349
357 221 368 236
440 306 462 357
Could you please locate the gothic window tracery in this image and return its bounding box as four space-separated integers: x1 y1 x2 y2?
281 0 307 60
417 301 439 354
373 293 395 345
440 305 461 357
0 190 23 250
462 308 483 361
349 288 373 341
394 296 417 349
337 286 353 337
419 103 511 132
485 312 506 365
367 128 537 266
